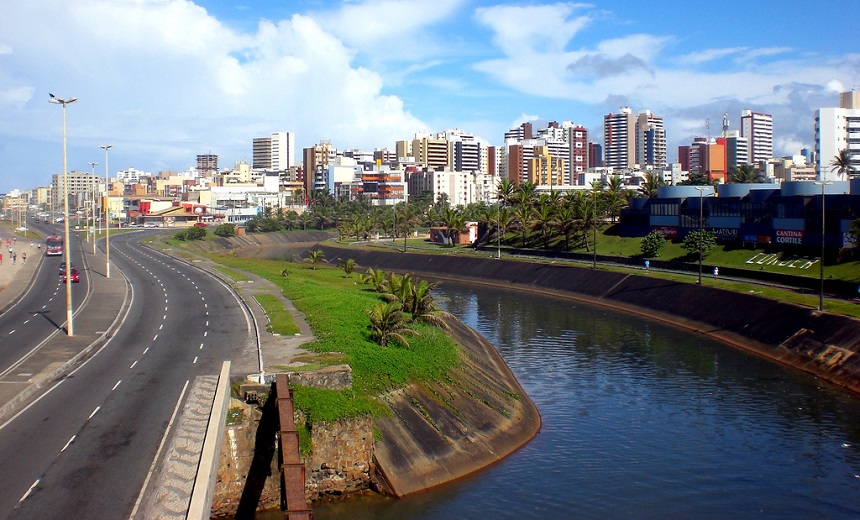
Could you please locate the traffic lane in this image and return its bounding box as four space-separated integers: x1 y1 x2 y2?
4 235 248 518
0 236 89 374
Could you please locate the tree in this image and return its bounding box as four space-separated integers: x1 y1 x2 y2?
529 201 555 249
604 176 630 222
730 164 766 184
679 172 716 186
305 249 325 269
213 223 236 237
638 172 664 198
830 148 856 180
365 301 417 348
640 231 666 258
361 267 387 292
683 230 717 257
340 258 357 276
409 280 452 330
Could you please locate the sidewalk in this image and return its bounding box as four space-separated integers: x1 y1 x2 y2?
0 237 43 314
0 244 131 422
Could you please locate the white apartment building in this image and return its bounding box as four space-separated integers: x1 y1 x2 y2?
635 110 666 170
116 167 151 184
406 169 480 207
741 110 773 165
253 131 295 171
604 107 635 169
815 92 860 181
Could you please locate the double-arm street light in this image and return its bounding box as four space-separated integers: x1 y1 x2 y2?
814 181 833 311
49 94 77 336
100 145 113 278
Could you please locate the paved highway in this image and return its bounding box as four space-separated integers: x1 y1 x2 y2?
0 226 89 377
0 230 253 519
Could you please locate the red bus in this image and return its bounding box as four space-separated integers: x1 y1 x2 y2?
45 235 63 256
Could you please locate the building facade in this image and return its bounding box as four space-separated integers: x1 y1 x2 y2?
740 110 773 165
604 107 635 169
815 92 860 181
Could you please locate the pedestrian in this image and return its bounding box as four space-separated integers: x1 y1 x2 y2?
713 266 719 278
12 252 16 264
0 252 3 264
645 259 650 272
22 252 26 263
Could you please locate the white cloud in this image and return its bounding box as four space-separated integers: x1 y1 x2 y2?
0 0 426 176
475 3 591 56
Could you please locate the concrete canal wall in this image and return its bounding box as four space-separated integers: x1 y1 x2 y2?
315 245 860 395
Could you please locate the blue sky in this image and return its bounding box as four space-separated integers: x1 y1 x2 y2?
1 0 858 194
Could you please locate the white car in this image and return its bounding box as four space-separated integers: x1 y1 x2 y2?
16 226 28 232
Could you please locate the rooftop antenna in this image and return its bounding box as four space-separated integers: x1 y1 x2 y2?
705 117 711 141
721 113 729 138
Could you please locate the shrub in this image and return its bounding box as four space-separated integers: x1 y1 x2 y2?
214 223 236 238
683 229 717 257
185 225 207 240
640 231 666 258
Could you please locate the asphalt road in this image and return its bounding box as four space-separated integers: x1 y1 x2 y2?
0 228 88 376
0 230 252 519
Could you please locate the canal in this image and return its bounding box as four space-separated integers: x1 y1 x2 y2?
313 280 860 519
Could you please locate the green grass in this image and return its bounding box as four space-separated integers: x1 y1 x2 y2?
212 264 251 282
254 294 300 335
207 255 462 424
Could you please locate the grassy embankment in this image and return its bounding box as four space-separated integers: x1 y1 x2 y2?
207 254 462 429
253 294 300 335
358 227 860 318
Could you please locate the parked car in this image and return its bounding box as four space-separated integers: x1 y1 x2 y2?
193 222 207 228
62 267 80 283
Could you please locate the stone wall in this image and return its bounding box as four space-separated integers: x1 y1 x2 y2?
304 415 375 499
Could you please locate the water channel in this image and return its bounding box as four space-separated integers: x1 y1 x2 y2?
313 281 860 519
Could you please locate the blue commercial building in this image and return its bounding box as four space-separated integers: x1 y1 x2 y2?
619 180 860 258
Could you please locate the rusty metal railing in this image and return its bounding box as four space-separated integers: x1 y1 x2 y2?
274 373 313 520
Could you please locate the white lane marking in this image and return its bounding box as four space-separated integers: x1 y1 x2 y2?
205 321 208 327
88 406 100 419
153 335 158 341
199 343 204 350
19 479 39 503
23 320 29 325
203 331 208 337
159 324 163 330
162 315 166 320
130 360 138 369
142 347 149 355
192 356 198 364
112 380 122 391
8 330 15 335
61 435 76 452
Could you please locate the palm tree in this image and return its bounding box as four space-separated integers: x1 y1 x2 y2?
730 164 766 184
361 267 388 292
409 280 452 330
513 200 532 248
365 302 417 348
305 249 324 270
529 201 555 249
830 148 856 180
552 203 578 250
604 175 630 222
383 273 414 311
340 258 357 276
638 172 663 198
497 178 516 206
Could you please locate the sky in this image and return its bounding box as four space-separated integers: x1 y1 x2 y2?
1 0 859 194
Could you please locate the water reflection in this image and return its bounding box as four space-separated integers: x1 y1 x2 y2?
312 281 860 519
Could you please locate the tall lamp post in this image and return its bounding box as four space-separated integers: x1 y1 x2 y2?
49 94 77 336
100 145 113 278
88 161 98 253
814 181 832 311
592 185 598 269
497 193 502 259
693 187 709 284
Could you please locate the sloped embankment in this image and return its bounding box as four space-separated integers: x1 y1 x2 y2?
372 319 541 496
315 244 860 396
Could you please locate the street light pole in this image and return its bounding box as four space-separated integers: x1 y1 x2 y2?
814 181 832 311
88 161 98 253
497 194 502 259
592 186 598 269
694 187 708 285
100 145 113 278
49 94 77 336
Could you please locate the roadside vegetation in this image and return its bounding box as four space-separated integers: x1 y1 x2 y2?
254 294 300 335
206 254 461 424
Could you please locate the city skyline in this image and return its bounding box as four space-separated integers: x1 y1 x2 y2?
1 0 858 193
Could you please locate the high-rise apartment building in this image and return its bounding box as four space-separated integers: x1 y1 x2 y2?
635 110 666 170
197 154 218 178
740 110 773 165
815 91 860 180
253 132 294 171
724 130 749 170
604 107 635 169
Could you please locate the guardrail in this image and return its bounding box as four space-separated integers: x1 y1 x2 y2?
274 373 313 520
